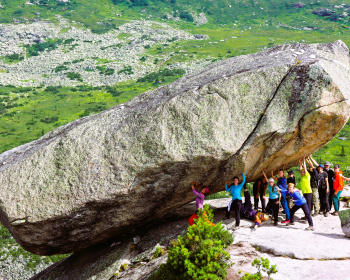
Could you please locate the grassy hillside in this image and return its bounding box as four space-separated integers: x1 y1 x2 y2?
0 0 349 172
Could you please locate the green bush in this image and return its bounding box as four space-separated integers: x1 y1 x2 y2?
40 116 59 124
137 68 185 84
240 257 278 280
106 86 123 96
4 53 24 63
153 246 166 259
25 39 63 57
151 205 233 280
54 65 69 73
44 86 60 93
118 66 133 75
67 72 83 82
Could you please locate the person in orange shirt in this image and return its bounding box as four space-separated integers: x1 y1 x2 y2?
332 165 350 216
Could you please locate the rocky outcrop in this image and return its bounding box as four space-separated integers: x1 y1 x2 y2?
1 40 350 255
339 209 350 238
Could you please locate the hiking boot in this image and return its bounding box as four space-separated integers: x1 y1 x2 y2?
332 211 339 216
286 222 295 226
305 226 314 231
324 212 330 217
274 222 278 226
300 217 307 220
281 219 290 224
312 212 319 217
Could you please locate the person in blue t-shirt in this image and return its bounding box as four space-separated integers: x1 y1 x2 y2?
224 173 245 227
278 183 314 231
262 170 281 226
271 166 290 223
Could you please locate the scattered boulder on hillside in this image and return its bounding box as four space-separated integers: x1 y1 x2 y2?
1 40 350 255
194 34 209 40
292 3 305 8
312 8 335 16
339 209 350 238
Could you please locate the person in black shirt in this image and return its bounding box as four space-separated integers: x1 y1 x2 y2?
324 161 335 212
317 164 330 216
252 177 268 212
306 155 320 216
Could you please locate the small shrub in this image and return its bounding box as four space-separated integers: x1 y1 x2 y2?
240 257 278 280
137 68 185 84
67 72 83 82
44 86 59 93
25 39 63 57
4 53 24 63
104 68 115 75
64 38 75 45
72 58 84 64
118 66 133 75
178 10 194 22
119 263 128 271
106 86 122 97
150 205 233 280
153 246 166 259
54 65 68 73
40 116 59 124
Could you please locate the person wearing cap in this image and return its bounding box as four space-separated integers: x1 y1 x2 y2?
262 169 281 226
306 155 320 216
252 177 268 212
324 161 335 211
189 182 210 225
317 164 330 216
299 158 312 220
279 183 314 231
332 164 350 216
224 173 246 227
272 166 290 223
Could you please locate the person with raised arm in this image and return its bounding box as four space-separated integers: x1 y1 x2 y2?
317 163 330 217
189 182 210 226
299 157 312 220
224 173 246 228
253 177 268 212
272 165 290 224
324 161 335 212
262 169 281 226
306 155 320 216
332 164 350 216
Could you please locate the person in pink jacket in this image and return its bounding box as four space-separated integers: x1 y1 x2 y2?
189 181 210 225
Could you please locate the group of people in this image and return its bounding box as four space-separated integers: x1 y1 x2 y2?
190 155 349 231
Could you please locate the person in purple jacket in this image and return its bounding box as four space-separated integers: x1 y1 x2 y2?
189 182 210 225
278 183 314 231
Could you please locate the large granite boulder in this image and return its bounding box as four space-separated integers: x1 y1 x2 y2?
339 209 350 238
1 40 350 255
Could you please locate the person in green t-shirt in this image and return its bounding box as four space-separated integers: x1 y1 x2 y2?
299 157 312 220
